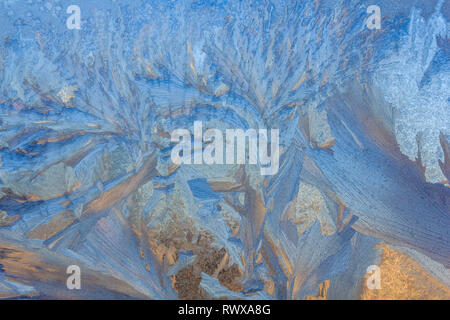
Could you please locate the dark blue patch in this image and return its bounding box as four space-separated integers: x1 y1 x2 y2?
187 178 219 199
